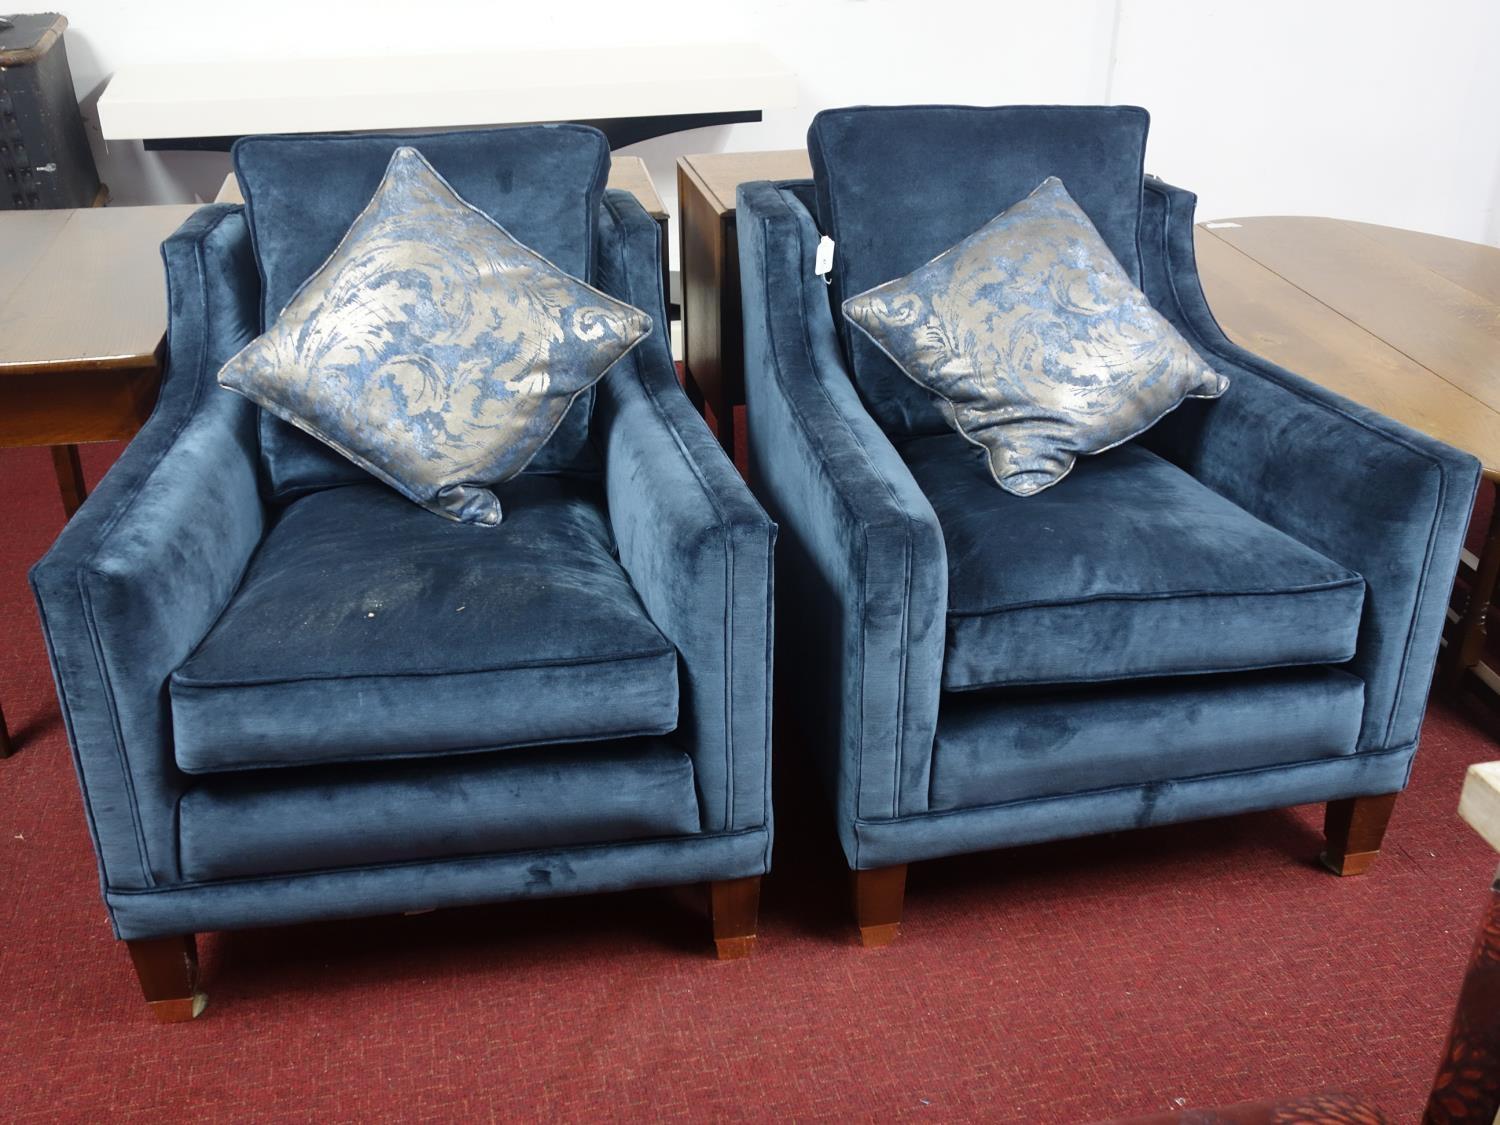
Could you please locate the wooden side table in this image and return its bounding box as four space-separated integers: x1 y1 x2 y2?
0 202 199 756
1195 218 1500 720
677 149 811 458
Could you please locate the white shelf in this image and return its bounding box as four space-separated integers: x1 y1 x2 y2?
97 42 796 141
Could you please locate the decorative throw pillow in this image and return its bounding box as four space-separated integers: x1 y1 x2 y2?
219 145 651 525
842 176 1228 496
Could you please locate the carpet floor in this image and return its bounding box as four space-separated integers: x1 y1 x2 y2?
2 436 1497 1123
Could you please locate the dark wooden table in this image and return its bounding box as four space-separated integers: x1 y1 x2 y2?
0 202 198 756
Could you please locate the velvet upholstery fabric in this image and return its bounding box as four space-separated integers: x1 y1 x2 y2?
740 132 1473 876
929 668 1363 810
901 433 1365 689
593 190 777 833
739 181 947 839
171 478 678 773
30 206 264 887
179 740 701 881
221 147 651 525
107 828 770 941
808 105 1150 437
30 155 773 942
234 125 611 500
850 741 1418 870
1134 177 1481 752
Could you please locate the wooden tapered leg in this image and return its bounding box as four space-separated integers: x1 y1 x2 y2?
853 864 908 948
126 934 207 1022
679 365 706 413
709 876 760 960
1321 793 1400 876
1444 500 1500 697
51 444 88 519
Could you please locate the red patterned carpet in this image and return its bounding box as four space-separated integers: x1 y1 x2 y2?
2 436 1497 1123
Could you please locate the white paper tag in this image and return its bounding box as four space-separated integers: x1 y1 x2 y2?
814 236 836 276
1203 221 1242 229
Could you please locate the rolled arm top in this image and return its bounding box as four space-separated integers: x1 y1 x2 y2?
29 205 266 892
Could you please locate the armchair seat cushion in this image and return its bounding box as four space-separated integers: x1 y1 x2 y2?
901 434 1366 690
170 476 679 773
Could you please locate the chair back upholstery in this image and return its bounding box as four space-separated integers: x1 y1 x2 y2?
233 125 611 501
807 104 1150 437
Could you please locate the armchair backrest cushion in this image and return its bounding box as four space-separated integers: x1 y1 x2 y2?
234 125 611 500
807 104 1151 437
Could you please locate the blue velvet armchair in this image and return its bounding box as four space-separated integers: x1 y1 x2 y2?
737 105 1479 944
30 126 774 1020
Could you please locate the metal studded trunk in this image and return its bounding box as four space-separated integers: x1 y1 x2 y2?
0 13 102 209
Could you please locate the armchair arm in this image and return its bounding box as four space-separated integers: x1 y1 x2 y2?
1138 179 1481 755
737 182 947 855
30 205 266 893
592 190 775 838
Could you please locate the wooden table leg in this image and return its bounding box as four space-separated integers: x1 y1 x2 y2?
679 365 706 413
50 444 88 519
4 445 90 762
654 214 672 319
1448 497 1500 691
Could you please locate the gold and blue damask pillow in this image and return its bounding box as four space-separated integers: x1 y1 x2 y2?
843 176 1227 496
219 145 651 525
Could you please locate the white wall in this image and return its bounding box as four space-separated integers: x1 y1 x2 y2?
1108 0 1500 246
56 0 1500 256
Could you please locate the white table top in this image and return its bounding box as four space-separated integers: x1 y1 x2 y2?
1460 762 1500 855
97 43 796 141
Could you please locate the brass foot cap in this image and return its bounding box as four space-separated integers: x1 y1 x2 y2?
1320 849 1379 877
859 923 901 948
148 991 208 1023
714 936 756 960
